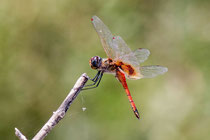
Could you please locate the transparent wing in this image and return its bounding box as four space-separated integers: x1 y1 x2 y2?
91 15 144 67
140 65 168 78
91 16 116 59
133 48 150 63
112 36 134 60
92 16 165 80
112 36 141 79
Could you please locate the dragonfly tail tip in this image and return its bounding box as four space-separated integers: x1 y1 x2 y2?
134 109 140 120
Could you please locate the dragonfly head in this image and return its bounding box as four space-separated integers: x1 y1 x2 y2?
89 56 102 70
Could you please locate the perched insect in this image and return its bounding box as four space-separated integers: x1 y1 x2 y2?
83 16 168 119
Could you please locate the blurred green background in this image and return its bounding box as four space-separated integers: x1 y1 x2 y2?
1 0 210 140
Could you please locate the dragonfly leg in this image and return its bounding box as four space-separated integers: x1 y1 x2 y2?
82 72 103 90
84 71 101 87
90 71 101 82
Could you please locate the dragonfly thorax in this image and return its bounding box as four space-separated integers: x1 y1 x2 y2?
89 56 116 74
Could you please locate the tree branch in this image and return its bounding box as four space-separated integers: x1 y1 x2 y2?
15 73 89 140
15 128 27 140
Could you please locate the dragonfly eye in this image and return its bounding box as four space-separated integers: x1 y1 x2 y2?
89 56 102 69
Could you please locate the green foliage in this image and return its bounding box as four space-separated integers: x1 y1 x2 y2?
1 0 210 139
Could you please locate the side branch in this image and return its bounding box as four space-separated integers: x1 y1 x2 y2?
15 73 89 140
15 128 27 140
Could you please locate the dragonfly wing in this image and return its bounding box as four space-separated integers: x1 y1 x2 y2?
91 16 116 59
112 36 133 59
112 36 141 79
140 65 168 78
133 48 150 63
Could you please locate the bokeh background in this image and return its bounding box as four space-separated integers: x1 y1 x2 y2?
1 0 210 140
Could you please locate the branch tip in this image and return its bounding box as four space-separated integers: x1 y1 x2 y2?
15 128 27 140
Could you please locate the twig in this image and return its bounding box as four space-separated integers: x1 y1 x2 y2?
15 128 27 140
15 73 89 140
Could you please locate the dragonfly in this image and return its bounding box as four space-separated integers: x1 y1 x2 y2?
83 16 168 119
